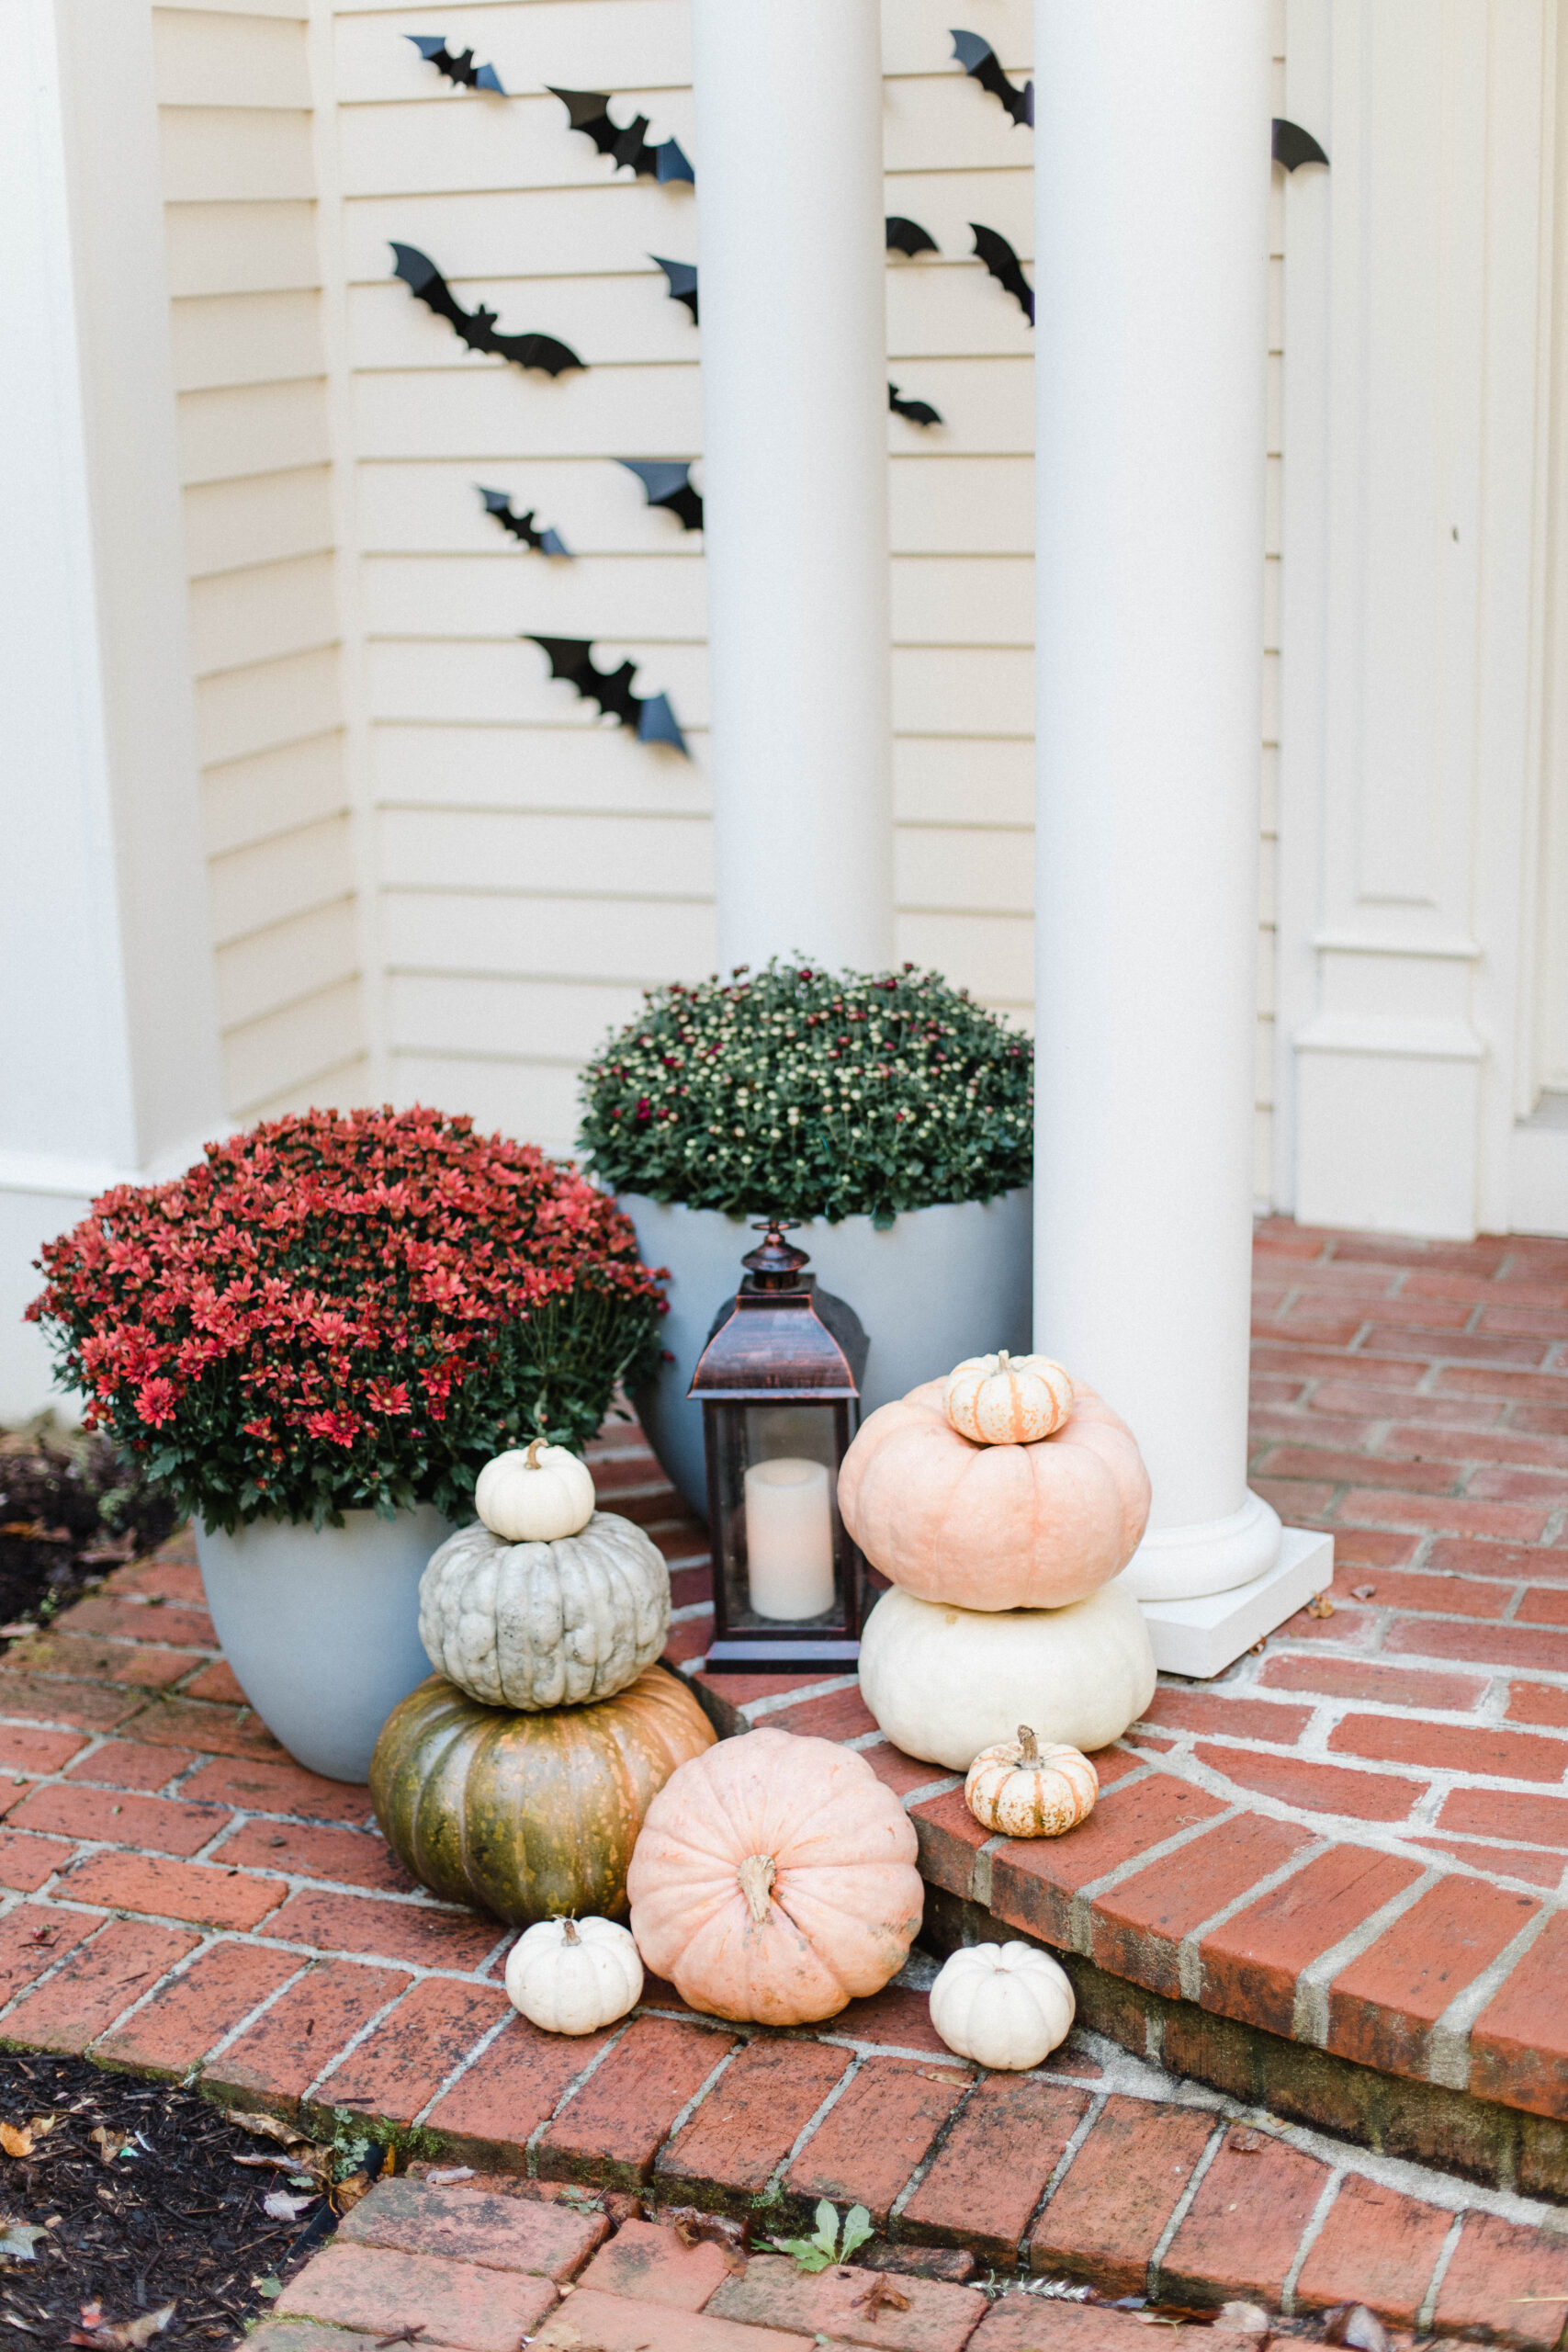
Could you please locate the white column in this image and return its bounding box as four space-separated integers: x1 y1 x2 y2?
1032 1 1278 1600
691 0 894 974
0 0 223 1419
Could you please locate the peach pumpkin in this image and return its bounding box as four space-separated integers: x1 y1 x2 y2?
626 1727 923 2027
837 1377 1150 1611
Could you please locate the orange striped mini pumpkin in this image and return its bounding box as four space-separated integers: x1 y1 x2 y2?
944 1351 1075 1444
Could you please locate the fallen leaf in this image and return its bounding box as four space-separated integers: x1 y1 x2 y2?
90 2127 130 2166
263 2189 317 2222
225 2109 305 2148
250 2278 282 2301
423 2166 475 2188
1321 2304 1391 2352
852 2277 912 2315
1215 2303 1271 2337
333 2171 374 2214
1305 1596 1336 1620
915 2069 971 2088
0 1624 37 1639
1349 1584 1377 1600
0 2222 47 2262
0 2127 33 2160
1227 2129 1267 2153
70 2301 177 2350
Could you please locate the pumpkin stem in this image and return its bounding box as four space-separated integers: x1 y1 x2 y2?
560 1916 581 1944
1017 1724 1040 1765
737 1853 776 1926
997 1351 1011 1371
525 1437 547 1470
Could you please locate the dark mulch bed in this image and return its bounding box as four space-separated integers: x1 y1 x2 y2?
0 2052 336 2349
0 1431 176 1640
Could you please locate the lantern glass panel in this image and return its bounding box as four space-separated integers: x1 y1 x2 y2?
707 1398 855 1638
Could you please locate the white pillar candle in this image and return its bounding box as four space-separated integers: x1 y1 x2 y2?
744 1457 837 1621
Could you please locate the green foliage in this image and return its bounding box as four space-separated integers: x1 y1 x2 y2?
579 960 1032 1227
761 2199 874 2273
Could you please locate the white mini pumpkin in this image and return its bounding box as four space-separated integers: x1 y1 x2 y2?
419 1512 671 1710
476 1439 596 1544
858 1579 1156 1770
929 1940 1076 2070
964 1727 1098 1838
504 1914 643 2035
945 1352 1075 1445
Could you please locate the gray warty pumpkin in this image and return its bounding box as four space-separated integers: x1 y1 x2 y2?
418 1510 671 1710
369 1665 716 1926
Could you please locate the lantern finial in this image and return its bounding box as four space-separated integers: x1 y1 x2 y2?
743 1219 810 1291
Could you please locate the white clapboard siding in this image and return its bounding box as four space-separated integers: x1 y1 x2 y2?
388 972 646 1062
1256 29 1285 1202
184 465 335 576
216 898 361 1028
373 720 712 813
312 0 1280 1163
157 4 365 1125
383 888 716 982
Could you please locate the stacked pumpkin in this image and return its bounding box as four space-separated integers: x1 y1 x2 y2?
370 1440 716 1928
370 1444 927 2046
840 1350 1158 1770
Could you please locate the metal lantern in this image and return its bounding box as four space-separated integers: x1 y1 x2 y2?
689 1220 869 1671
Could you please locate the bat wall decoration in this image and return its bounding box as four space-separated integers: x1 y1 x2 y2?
391 244 584 375
1272 118 1329 170
970 223 1033 324
886 217 940 257
478 487 570 557
406 35 504 93
651 254 699 323
619 460 703 533
951 30 1033 129
527 636 690 754
549 86 694 184
889 382 942 428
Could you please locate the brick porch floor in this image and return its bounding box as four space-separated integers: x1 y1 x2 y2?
0 1221 1563 2336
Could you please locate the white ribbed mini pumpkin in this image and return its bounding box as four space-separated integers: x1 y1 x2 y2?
929 1941 1076 2070
476 1439 596 1544
418 1507 671 1711
944 1352 1075 1445
504 1915 642 2035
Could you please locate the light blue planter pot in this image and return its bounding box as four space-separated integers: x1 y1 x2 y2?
622 1188 1033 1517
195 1505 452 1784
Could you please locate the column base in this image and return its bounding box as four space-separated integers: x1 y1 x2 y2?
1118 1488 1283 1603
1138 1526 1334 1679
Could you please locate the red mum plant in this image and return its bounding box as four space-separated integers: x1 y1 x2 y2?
28 1108 666 1532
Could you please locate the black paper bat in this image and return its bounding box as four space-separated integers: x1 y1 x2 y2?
549 86 694 184
951 30 1032 129
406 35 504 93
889 381 942 428
390 245 584 375
478 487 570 558
886 217 940 257
651 254 699 324
1272 117 1329 170
619 460 703 533
527 636 689 753
971 223 1033 324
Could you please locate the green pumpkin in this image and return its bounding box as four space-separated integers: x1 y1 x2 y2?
369 1665 716 1927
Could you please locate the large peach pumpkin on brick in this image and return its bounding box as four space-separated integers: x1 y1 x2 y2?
626 1727 923 2027
837 1377 1151 1611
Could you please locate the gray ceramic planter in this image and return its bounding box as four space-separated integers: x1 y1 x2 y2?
194 1505 452 1783
622 1188 1033 1516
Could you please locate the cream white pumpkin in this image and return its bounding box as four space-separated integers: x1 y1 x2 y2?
964 1728 1098 1838
945 1352 1075 1446
418 1512 671 1710
858 1580 1156 1770
929 1941 1076 2069
504 1914 643 2035
476 1440 596 1544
